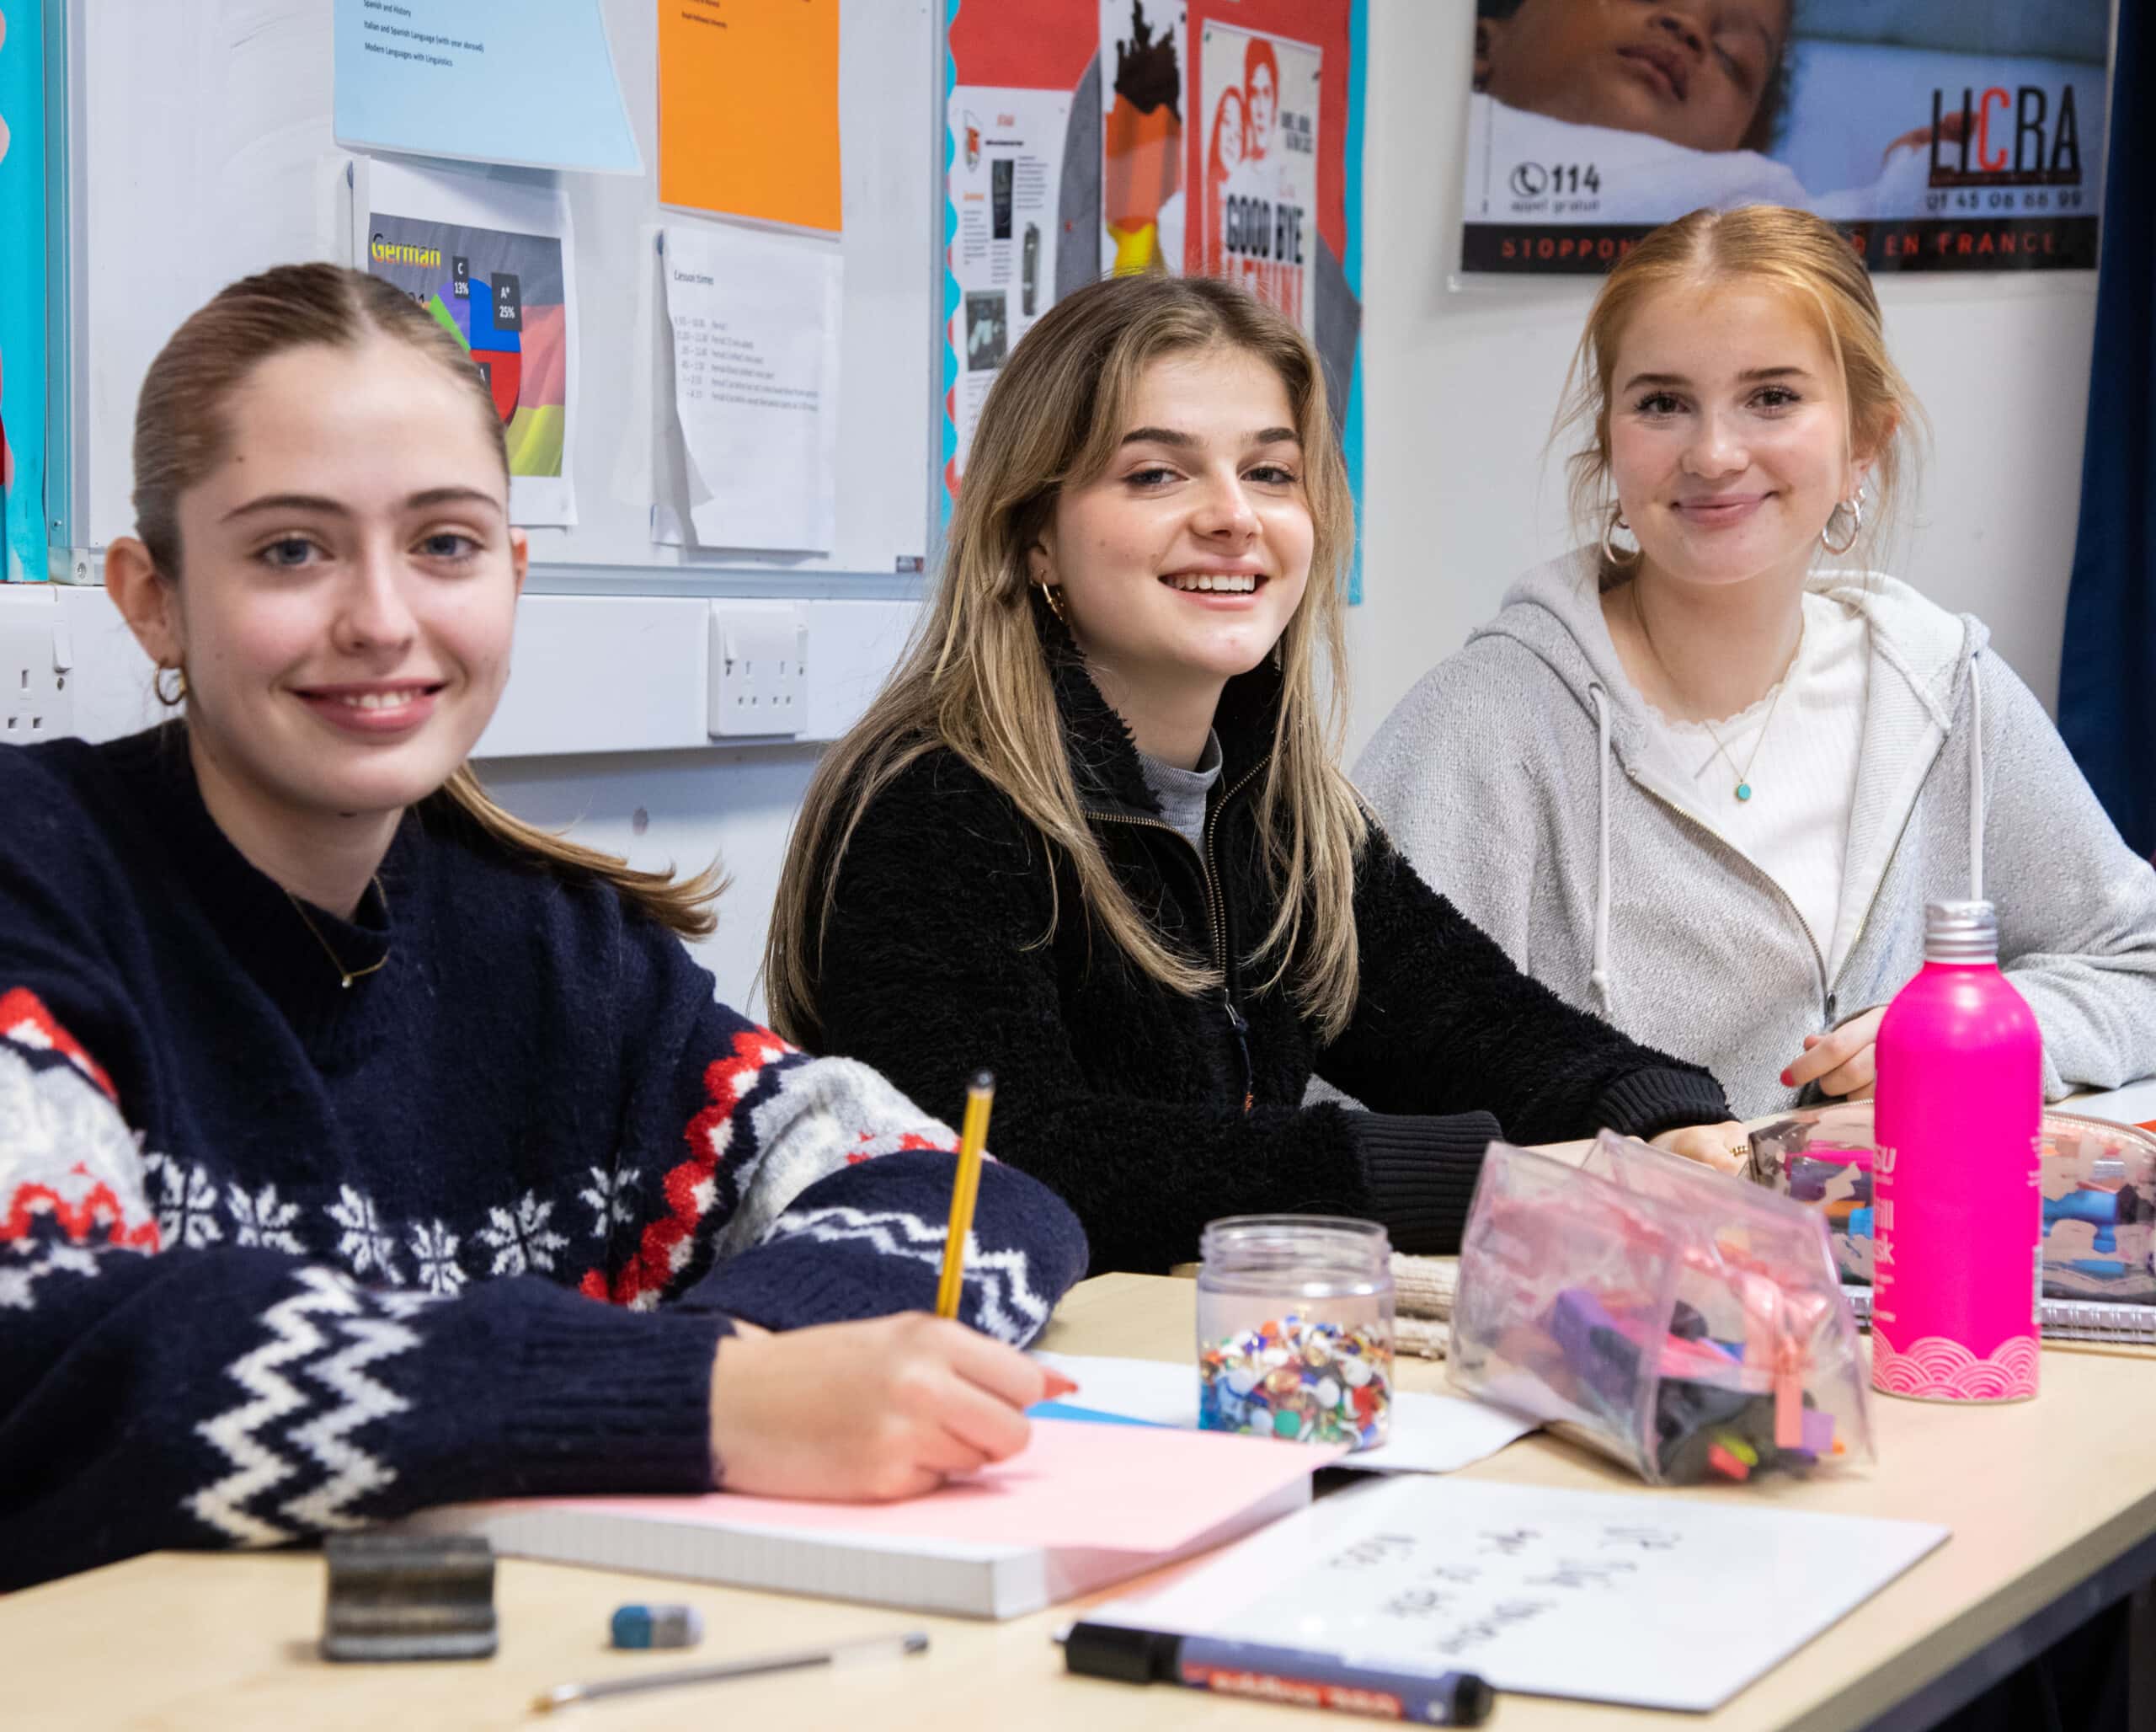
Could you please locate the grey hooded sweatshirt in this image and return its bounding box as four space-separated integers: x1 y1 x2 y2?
1355 551 2156 1118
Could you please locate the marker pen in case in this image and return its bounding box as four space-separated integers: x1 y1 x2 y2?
1063 1622 1495 1724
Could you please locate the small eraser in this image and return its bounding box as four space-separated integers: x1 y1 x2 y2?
610 1603 704 1649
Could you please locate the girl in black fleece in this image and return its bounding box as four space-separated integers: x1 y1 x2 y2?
767 275 1744 1275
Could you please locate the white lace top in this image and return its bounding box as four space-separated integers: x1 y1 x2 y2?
1634 592 1872 972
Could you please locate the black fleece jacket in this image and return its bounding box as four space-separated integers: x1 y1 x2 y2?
805 650 1732 1273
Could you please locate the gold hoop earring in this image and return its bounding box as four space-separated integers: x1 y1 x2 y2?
153 665 189 708
1037 582 1072 628
1599 505 1641 569
1821 486 1865 556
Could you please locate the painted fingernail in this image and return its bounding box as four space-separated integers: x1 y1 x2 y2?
1042 1371 1079 1398
1780 1069 1795 1087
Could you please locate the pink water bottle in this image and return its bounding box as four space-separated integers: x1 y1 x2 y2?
1870 900 2042 1403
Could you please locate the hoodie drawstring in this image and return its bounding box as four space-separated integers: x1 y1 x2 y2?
1968 649 1985 902
1588 682 1614 1016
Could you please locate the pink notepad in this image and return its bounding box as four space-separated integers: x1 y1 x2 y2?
548 1418 1346 1553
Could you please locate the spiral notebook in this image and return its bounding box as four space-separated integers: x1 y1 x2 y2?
1841 1283 2156 1345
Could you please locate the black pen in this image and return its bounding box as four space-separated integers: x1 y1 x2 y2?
1064 1621 1495 1724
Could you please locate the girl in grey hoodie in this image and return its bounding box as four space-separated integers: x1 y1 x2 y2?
1358 207 2156 1119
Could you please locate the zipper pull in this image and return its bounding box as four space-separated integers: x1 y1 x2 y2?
1224 994 1254 1114
1824 992 1838 1026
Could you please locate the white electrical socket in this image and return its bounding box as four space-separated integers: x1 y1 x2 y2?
707 601 808 738
0 622 75 746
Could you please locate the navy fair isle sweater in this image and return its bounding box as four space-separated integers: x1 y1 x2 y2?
0 728 1088 1590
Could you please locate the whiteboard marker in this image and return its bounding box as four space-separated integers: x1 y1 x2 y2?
1062 1622 1494 1724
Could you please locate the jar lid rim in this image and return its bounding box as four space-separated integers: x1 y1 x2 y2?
1203 1213 1389 1238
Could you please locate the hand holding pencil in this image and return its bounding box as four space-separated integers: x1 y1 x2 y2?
703 1072 1075 1501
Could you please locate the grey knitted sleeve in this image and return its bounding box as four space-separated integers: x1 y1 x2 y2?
1978 652 2156 1099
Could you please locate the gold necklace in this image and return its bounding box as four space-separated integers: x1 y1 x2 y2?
1697 689 1784 805
286 878 391 989
1632 588 1791 804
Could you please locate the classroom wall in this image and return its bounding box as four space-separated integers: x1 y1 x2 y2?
483 0 2103 1016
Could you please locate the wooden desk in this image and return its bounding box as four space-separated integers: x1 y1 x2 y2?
8 1273 2155 1732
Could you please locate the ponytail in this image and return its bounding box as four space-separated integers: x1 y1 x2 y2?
427 767 726 940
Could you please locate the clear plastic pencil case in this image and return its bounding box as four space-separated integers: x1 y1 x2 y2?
1748 1103 2156 1302
1448 1135 1874 1487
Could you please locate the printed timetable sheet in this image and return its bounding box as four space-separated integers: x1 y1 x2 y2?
662 223 841 553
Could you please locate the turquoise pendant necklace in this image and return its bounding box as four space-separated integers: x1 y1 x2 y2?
1699 676 1785 803
1630 585 1791 804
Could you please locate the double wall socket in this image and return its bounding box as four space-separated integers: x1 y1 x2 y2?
707 601 808 738
0 619 74 746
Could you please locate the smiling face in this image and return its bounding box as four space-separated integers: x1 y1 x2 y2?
1478 0 1787 155
1246 59 1278 156
1215 90 1246 171
1033 345 1312 726
1607 279 1860 594
146 336 526 826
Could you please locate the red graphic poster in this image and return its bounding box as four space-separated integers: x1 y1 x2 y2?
942 0 1364 601
1194 19 1319 334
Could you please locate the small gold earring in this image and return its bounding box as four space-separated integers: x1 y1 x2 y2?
1037 583 1072 628
154 665 189 708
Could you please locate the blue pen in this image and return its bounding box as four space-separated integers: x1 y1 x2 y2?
1063 1622 1494 1724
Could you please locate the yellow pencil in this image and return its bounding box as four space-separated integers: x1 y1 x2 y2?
934 1072 995 1320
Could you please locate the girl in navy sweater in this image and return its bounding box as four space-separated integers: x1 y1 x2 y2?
0 265 1087 1590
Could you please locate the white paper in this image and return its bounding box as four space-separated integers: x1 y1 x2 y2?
662 223 841 553
946 87 1069 485
1033 1353 1536 1476
2065 1078 2156 1125
355 158 578 527
1193 19 1321 334
1096 1476 1950 1713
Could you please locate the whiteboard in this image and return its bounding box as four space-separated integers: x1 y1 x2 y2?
56 0 942 583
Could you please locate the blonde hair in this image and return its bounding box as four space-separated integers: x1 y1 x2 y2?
766 275 1367 1046
1553 206 1925 584
134 263 723 938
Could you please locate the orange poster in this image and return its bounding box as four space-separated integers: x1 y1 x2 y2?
659 0 841 232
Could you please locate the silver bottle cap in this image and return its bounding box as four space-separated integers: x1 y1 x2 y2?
1924 899 1998 964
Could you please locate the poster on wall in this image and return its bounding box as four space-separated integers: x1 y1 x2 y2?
1460 0 2109 275
1101 1 1187 278
1194 20 1319 334
942 0 1364 597
0 1 46 583
356 159 578 526
946 87 1069 485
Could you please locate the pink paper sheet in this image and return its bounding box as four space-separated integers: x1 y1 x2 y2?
537 1419 1344 1553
